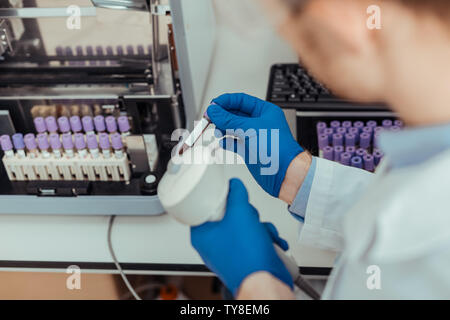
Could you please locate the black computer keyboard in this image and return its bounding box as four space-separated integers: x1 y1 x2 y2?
266 64 387 111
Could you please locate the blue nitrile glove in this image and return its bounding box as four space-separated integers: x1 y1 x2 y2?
207 93 304 197
191 178 294 296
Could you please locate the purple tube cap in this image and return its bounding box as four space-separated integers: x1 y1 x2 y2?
74 133 86 150
49 133 62 149
58 116 71 133
37 133 50 150
316 122 327 134
342 121 352 129
363 154 375 171
94 115 106 132
82 116 94 132
336 127 347 135
86 133 98 149
70 116 83 132
118 116 131 133
99 133 110 149
360 133 371 148
24 134 37 150
340 152 352 166
353 121 364 129
366 120 377 128
62 133 74 150
45 116 58 132
111 133 123 150
106 116 117 133
12 133 25 150
323 146 334 161
34 117 47 133
330 120 341 128
0 135 13 151
351 156 363 168
318 134 329 149
382 119 393 128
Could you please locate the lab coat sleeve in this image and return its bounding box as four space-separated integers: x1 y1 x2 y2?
289 157 374 252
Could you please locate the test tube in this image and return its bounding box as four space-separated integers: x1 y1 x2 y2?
118 116 131 137
34 117 47 134
86 133 99 158
336 127 347 135
340 152 352 166
345 146 356 157
106 116 117 134
37 133 51 158
24 133 39 158
373 150 384 166
366 120 377 128
353 121 364 133
45 116 58 134
82 116 95 135
316 122 327 135
70 116 83 133
373 132 381 149
363 154 375 172
348 127 360 144
74 133 87 158
351 156 363 169
394 120 404 127
62 133 75 158
323 146 334 161
49 133 62 158
344 133 356 148
332 133 344 147
342 121 352 131
362 126 373 137
323 128 334 143
359 132 371 150
356 148 367 158
111 133 124 159
330 121 341 132
391 125 401 132
58 116 71 134
0 135 14 158
99 133 111 158
318 134 329 158
382 119 392 129
333 146 344 162
94 115 106 133
12 133 26 158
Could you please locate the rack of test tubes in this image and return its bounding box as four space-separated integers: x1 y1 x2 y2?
1 114 134 182
316 119 404 172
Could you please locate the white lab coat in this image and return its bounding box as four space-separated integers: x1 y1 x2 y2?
298 150 450 299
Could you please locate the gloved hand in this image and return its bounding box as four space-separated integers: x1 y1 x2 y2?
191 178 294 296
207 93 304 197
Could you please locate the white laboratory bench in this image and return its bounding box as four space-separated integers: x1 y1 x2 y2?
0 9 336 275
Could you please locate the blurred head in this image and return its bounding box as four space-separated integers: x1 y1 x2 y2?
262 0 450 126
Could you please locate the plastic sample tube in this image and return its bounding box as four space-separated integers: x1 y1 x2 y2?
340 152 352 166
86 133 99 158
70 116 83 133
323 128 334 142
316 122 327 135
373 150 384 166
348 127 360 144
99 133 111 158
353 121 364 133
58 116 71 134
49 133 62 158
333 146 344 162
362 126 373 137
332 133 344 147
391 125 401 132
34 117 47 134
342 121 352 130
118 116 131 136
111 133 124 159
345 146 356 157
12 133 26 158
323 146 334 161
74 133 87 158
363 154 375 172
37 133 51 158
318 134 329 153
82 116 95 135
330 120 341 132
45 116 58 134
356 148 367 158
24 133 39 158
382 119 392 129
0 135 14 157
344 133 356 148
106 116 117 134
366 120 377 128
62 133 75 158
359 132 371 150
394 120 404 127
351 156 363 169
94 115 106 133
336 127 347 135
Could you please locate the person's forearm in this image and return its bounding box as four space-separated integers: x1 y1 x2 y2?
236 272 295 300
279 152 312 205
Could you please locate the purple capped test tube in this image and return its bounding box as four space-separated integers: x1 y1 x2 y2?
362 126 373 137
34 117 47 134
99 133 111 158
382 119 392 129
345 146 356 157
348 127 360 144
351 156 363 169
316 122 327 135
12 133 26 158
366 120 377 128
373 132 381 148
82 116 95 135
340 152 352 166
363 154 375 172
24 133 38 158
70 116 83 133
58 116 71 134
373 149 384 166
0 135 14 157
353 121 364 133
86 133 99 158
394 120 404 128
323 146 334 161
356 148 367 158
74 133 87 158
342 121 352 131
111 133 124 159
374 126 384 135
391 125 401 132
359 132 371 150
118 116 131 136
332 133 344 147
94 115 106 133
106 116 117 134
318 134 329 152
330 121 341 132
336 127 347 135
344 133 356 148
62 133 75 158
37 133 51 158
45 116 58 134
49 133 62 158
334 146 344 162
